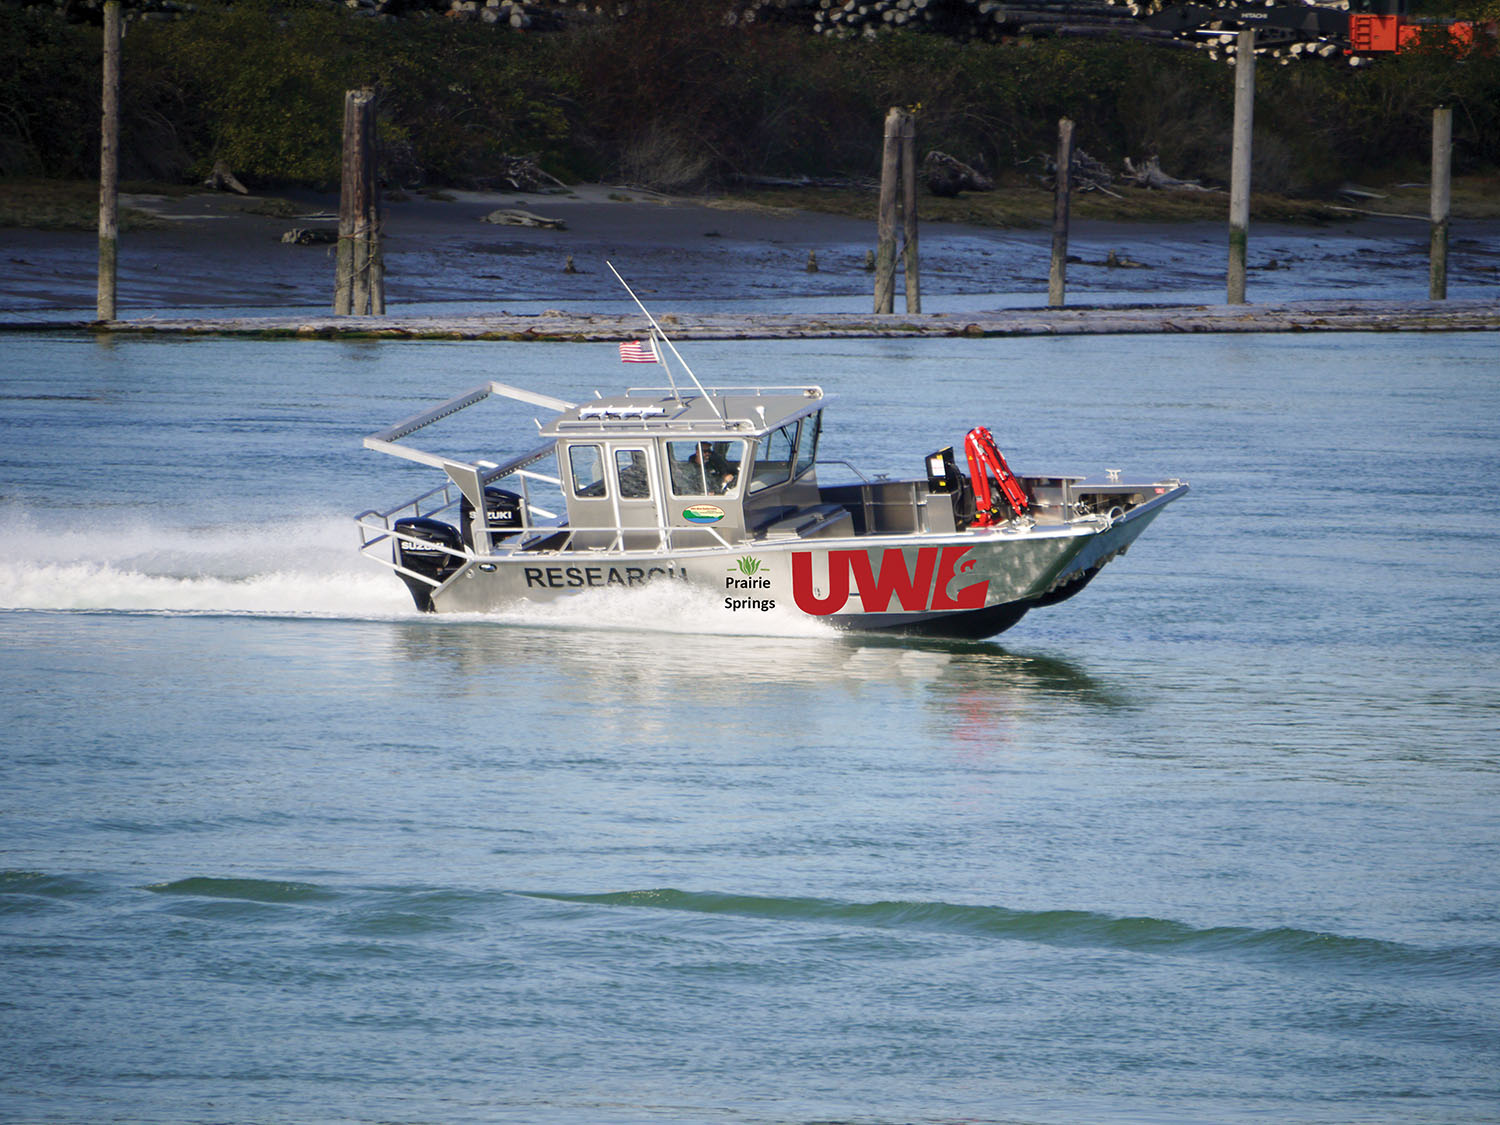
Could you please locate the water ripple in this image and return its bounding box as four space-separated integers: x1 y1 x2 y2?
527 888 1500 979
142 876 342 905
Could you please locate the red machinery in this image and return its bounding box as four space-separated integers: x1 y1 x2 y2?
1139 0 1485 58
963 427 1030 527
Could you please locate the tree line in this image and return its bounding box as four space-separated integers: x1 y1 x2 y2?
1 0 1495 195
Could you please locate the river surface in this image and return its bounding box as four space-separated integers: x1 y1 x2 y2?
1 330 1497 1124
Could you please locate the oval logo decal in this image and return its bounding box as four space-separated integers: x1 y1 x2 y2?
683 504 725 524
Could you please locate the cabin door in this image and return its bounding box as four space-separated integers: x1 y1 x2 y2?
608 443 669 551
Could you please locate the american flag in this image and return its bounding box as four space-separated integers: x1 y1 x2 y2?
619 338 658 364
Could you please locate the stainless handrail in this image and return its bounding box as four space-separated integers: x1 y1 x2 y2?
818 459 873 484
356 510 740 571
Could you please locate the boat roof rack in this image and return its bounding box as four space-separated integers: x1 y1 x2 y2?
543 385 828 439
363 380 576 472
363 380 831 473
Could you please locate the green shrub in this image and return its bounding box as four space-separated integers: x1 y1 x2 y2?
1 0 1495 194
0 7 99 178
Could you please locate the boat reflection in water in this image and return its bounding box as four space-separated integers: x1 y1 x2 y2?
380 604 1129 752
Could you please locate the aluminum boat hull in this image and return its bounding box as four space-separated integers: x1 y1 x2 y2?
417 484 1182 638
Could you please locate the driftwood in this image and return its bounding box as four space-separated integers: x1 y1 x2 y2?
281 228 338 245
1123 155 1217 191
1042 147 1119 197
482 208 566 229
203 160 248 194
1068 249 1151 269
922 151 993 197
492 155 568 193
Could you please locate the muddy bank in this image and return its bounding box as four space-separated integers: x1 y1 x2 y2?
2 184 1497 317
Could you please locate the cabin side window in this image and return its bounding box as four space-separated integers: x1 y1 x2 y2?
667 440 744 497
614 448 651 500
794 411 821 477
749 422 799 493
568 444 607 498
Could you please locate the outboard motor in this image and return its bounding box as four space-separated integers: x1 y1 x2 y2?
391 517 464 612
459 487 524 551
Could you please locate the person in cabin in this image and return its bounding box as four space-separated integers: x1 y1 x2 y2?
671 442 737 495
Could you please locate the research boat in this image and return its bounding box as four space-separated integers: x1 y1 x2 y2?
355 279 1187 639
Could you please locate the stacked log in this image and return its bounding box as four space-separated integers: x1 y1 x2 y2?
1102 0 1360 65
802 0 1154 42
27 0 1162 40
25 0 1375 59
1187 23 1352 68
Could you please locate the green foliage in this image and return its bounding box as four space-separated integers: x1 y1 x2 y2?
128 0 574 187
1412 0 1500 21
1 0 1496 194
565 21 1238 187
1256 46 1500 181
0 7 99 177
370 24 571 186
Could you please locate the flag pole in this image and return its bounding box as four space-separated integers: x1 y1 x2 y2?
607 261 722 419
648 327 682 406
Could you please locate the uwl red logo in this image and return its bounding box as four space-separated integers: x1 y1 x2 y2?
791 546 989 615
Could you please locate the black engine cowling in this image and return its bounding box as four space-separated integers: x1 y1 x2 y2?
459 487 524 551
392 517 464 611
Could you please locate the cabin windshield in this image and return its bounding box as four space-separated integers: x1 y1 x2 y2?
667 440 745 497
750 411 821 493
795 411 821 476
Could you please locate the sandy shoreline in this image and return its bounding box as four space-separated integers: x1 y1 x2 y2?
2 184 1497 319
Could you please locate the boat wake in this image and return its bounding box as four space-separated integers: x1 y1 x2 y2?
0 509 835 637
0 509 411 618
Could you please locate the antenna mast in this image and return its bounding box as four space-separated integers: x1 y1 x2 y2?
607 261 723 419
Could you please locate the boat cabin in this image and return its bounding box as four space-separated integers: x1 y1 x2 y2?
540 385 848 550
361 380 862 559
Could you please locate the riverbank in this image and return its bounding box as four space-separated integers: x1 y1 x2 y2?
2 179 1497 319
7 299 1498 339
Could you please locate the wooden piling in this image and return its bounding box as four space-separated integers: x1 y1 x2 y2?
96 0 121 323
874 107 903 315
1227 29 1255 305
335 88 383 316
900 110 920 315
1048 117 1074 308
1430 106 1452 302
